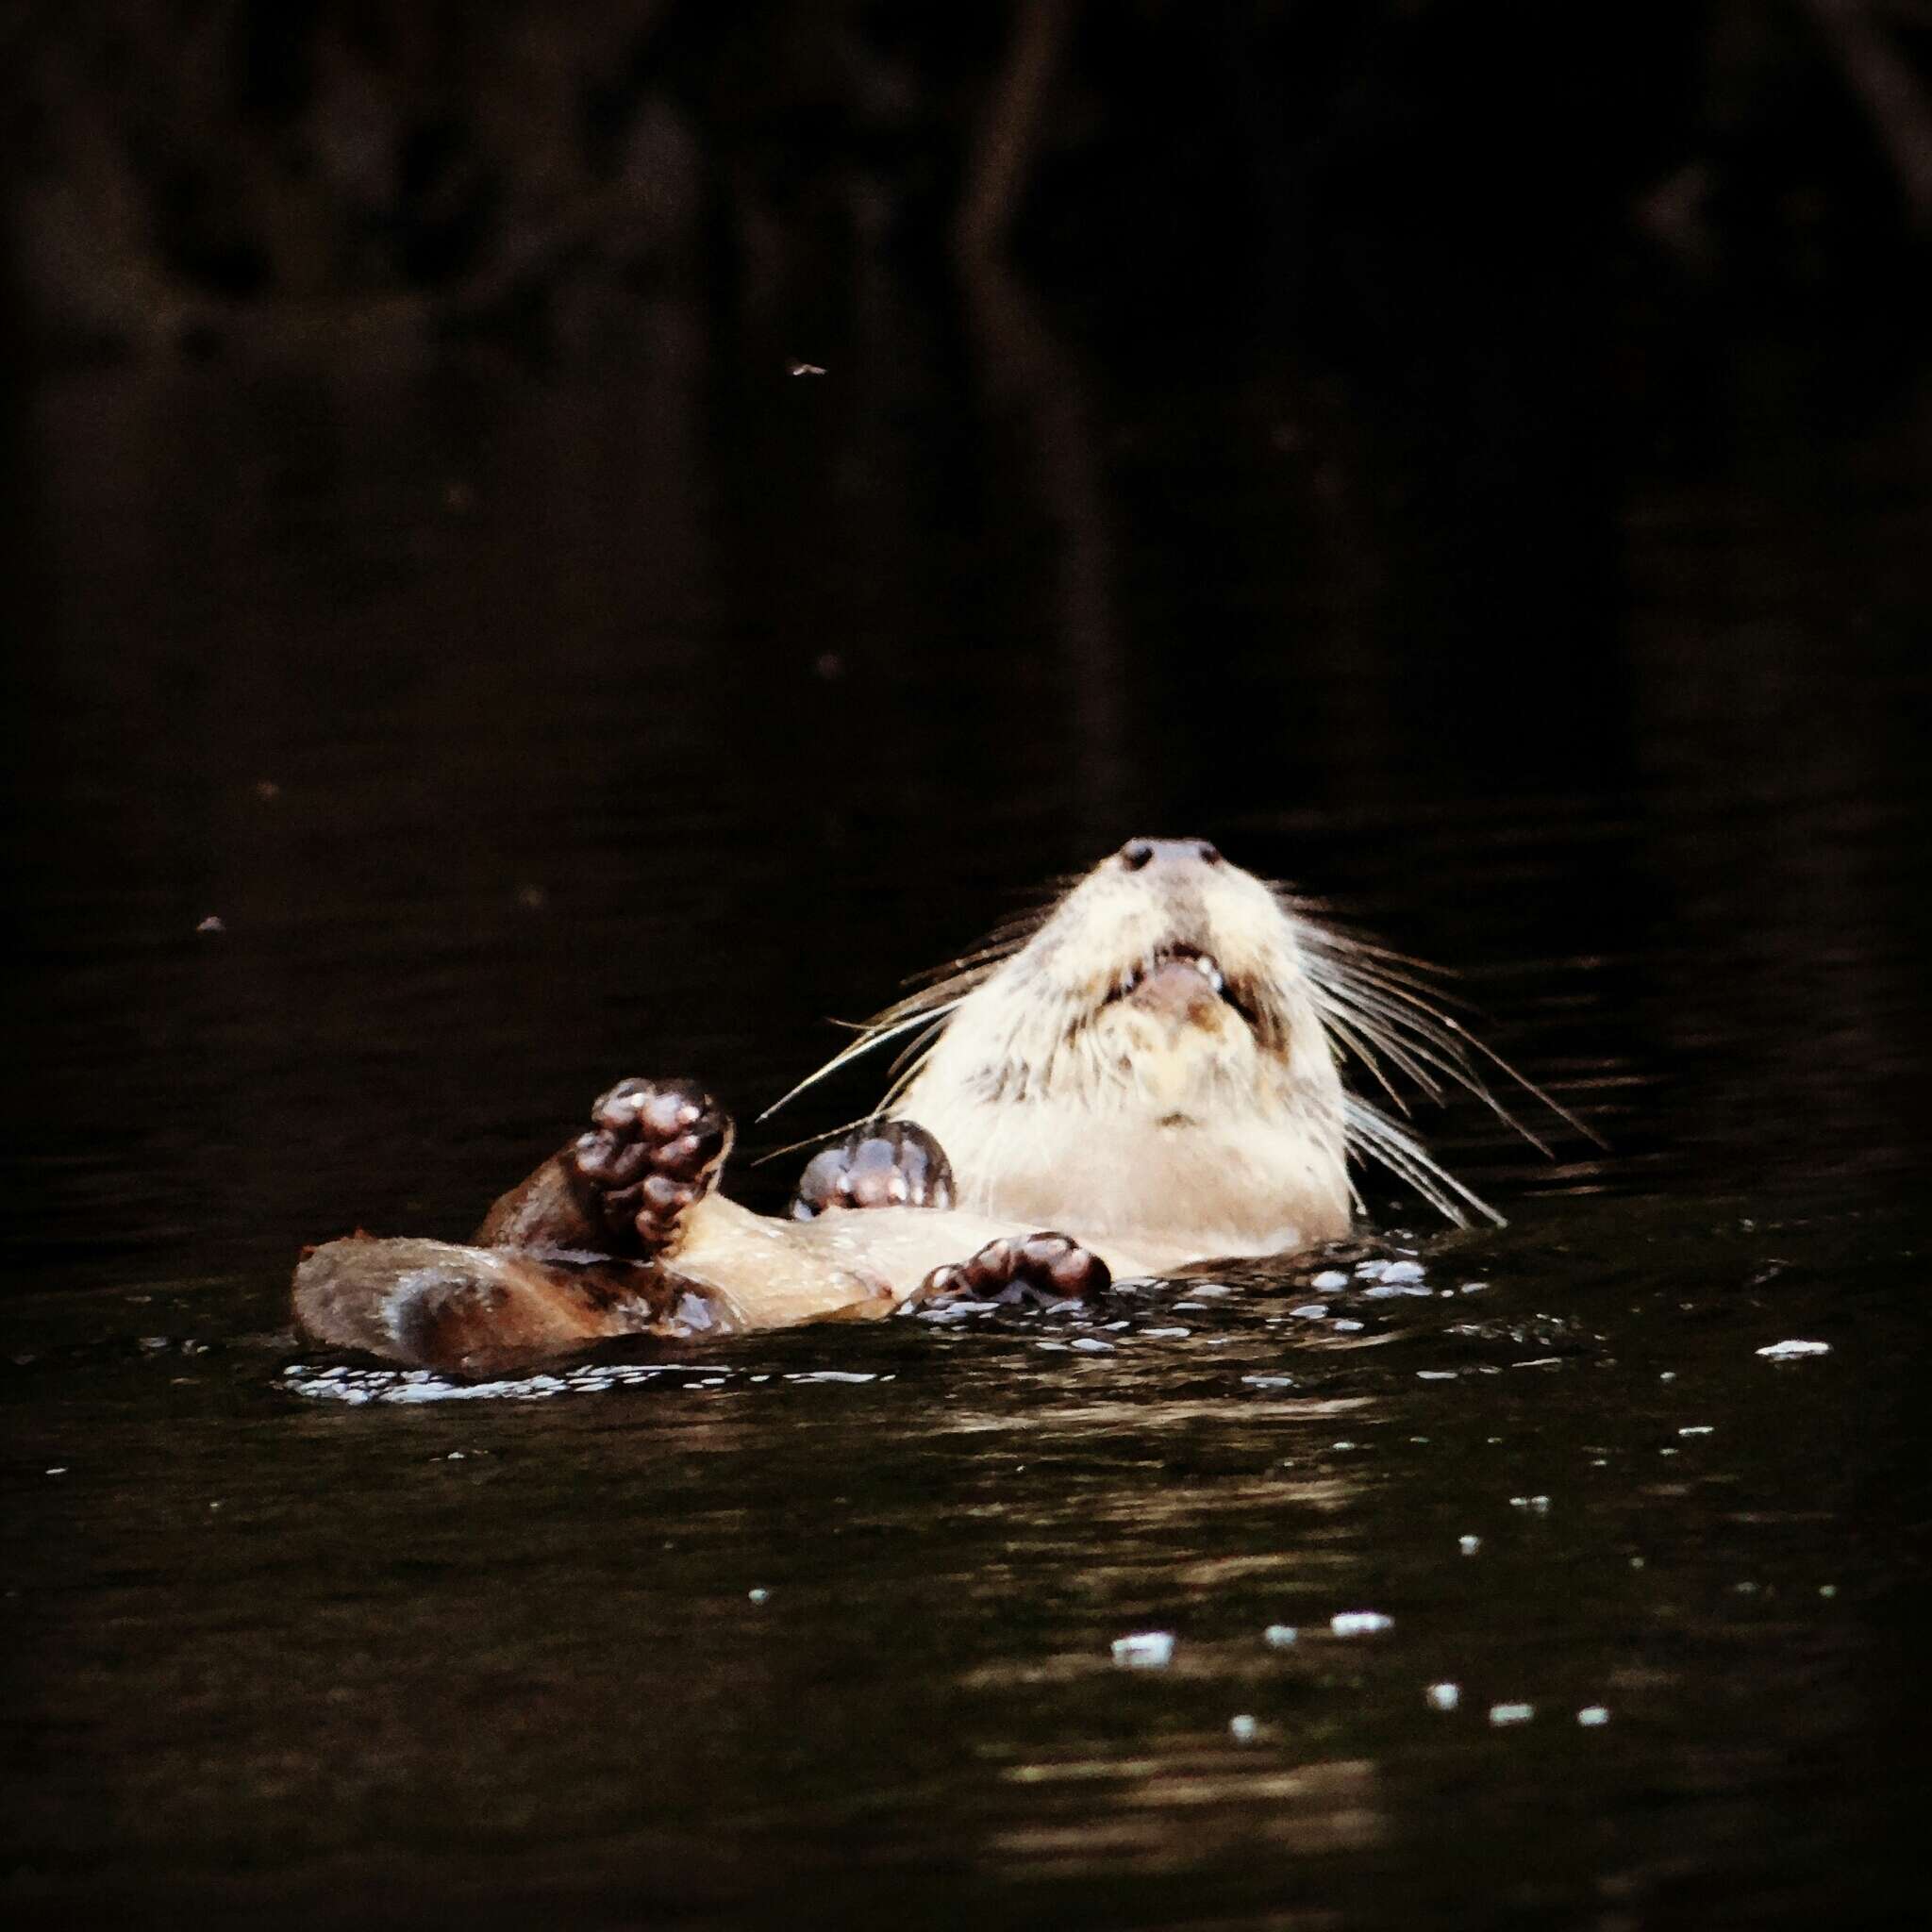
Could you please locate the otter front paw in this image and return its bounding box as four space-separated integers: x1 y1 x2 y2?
789 1119 955 1220
917 1232 1110 1309
569 1077 733 1256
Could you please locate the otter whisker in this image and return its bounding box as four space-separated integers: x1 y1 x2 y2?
749 1112 884 1165
1294 909 1599 1153
869 960 1007 1027
883 1013 956 1088
1313 989 1457 1106
1417 1007 1604 1147
899 938 1031 989
1300 937 1474 1015
1279 890 1472 988
897 901 1057 989
1322 974 1594 1156
1319 1009 1421 1117
1344 1097 1506 1228
1299 925 1471 992
757 999 973 1122
1328 994 1557 1158
758 935 1042 1123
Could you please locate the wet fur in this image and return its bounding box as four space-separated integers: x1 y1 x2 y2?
295 841 1570 1371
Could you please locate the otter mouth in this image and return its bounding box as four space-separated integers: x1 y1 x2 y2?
1109 942 1261 1029
1119 942 1224 998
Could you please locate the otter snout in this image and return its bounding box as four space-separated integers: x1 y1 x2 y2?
1118 837 1222 872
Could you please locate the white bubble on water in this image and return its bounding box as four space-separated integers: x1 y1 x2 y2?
1112 1631 1174 1669
1330 1611 1393 1637
282 1358 784 1406
1757 1340 1830 1360
1426 1683 1461 1711
1489 1703 1535 1726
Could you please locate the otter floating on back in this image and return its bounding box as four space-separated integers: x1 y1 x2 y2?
293 839 1576 1374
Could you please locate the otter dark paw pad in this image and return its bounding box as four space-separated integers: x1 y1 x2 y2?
919 1231 1110 1310
790 1119 956 1220
568 1077 733 1256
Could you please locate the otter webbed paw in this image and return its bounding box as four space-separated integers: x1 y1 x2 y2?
917 1232 1110 1309
569 1077 733 1256
789 1119 955 1220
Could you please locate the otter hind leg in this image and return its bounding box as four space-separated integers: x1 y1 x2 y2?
916 1232 1111 1310
294 1236 685 1373
389 1262 520 1372
789 1120 955 1220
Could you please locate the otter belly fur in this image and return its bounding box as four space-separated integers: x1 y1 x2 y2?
294 838 1564 1374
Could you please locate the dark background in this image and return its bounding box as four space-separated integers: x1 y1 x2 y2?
8 1 1931 363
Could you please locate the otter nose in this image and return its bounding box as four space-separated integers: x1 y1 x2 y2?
1118 837 1223 872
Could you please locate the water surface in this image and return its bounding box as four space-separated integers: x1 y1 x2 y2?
3 312 1926 1927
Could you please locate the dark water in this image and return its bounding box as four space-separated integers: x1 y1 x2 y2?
3 299 1928 1927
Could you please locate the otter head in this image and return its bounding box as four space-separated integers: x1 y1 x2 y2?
885 839 1354 1247
923 838 1338 1111
774 837 1565 1250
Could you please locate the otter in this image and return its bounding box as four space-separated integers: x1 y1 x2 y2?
293 839 1572 1374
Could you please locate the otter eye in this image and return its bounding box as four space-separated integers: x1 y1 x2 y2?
1120 840 1155 871
1194 841 1222 864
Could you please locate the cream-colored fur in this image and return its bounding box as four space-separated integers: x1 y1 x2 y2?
669 1196 1169 1326
893 849 1350 1255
